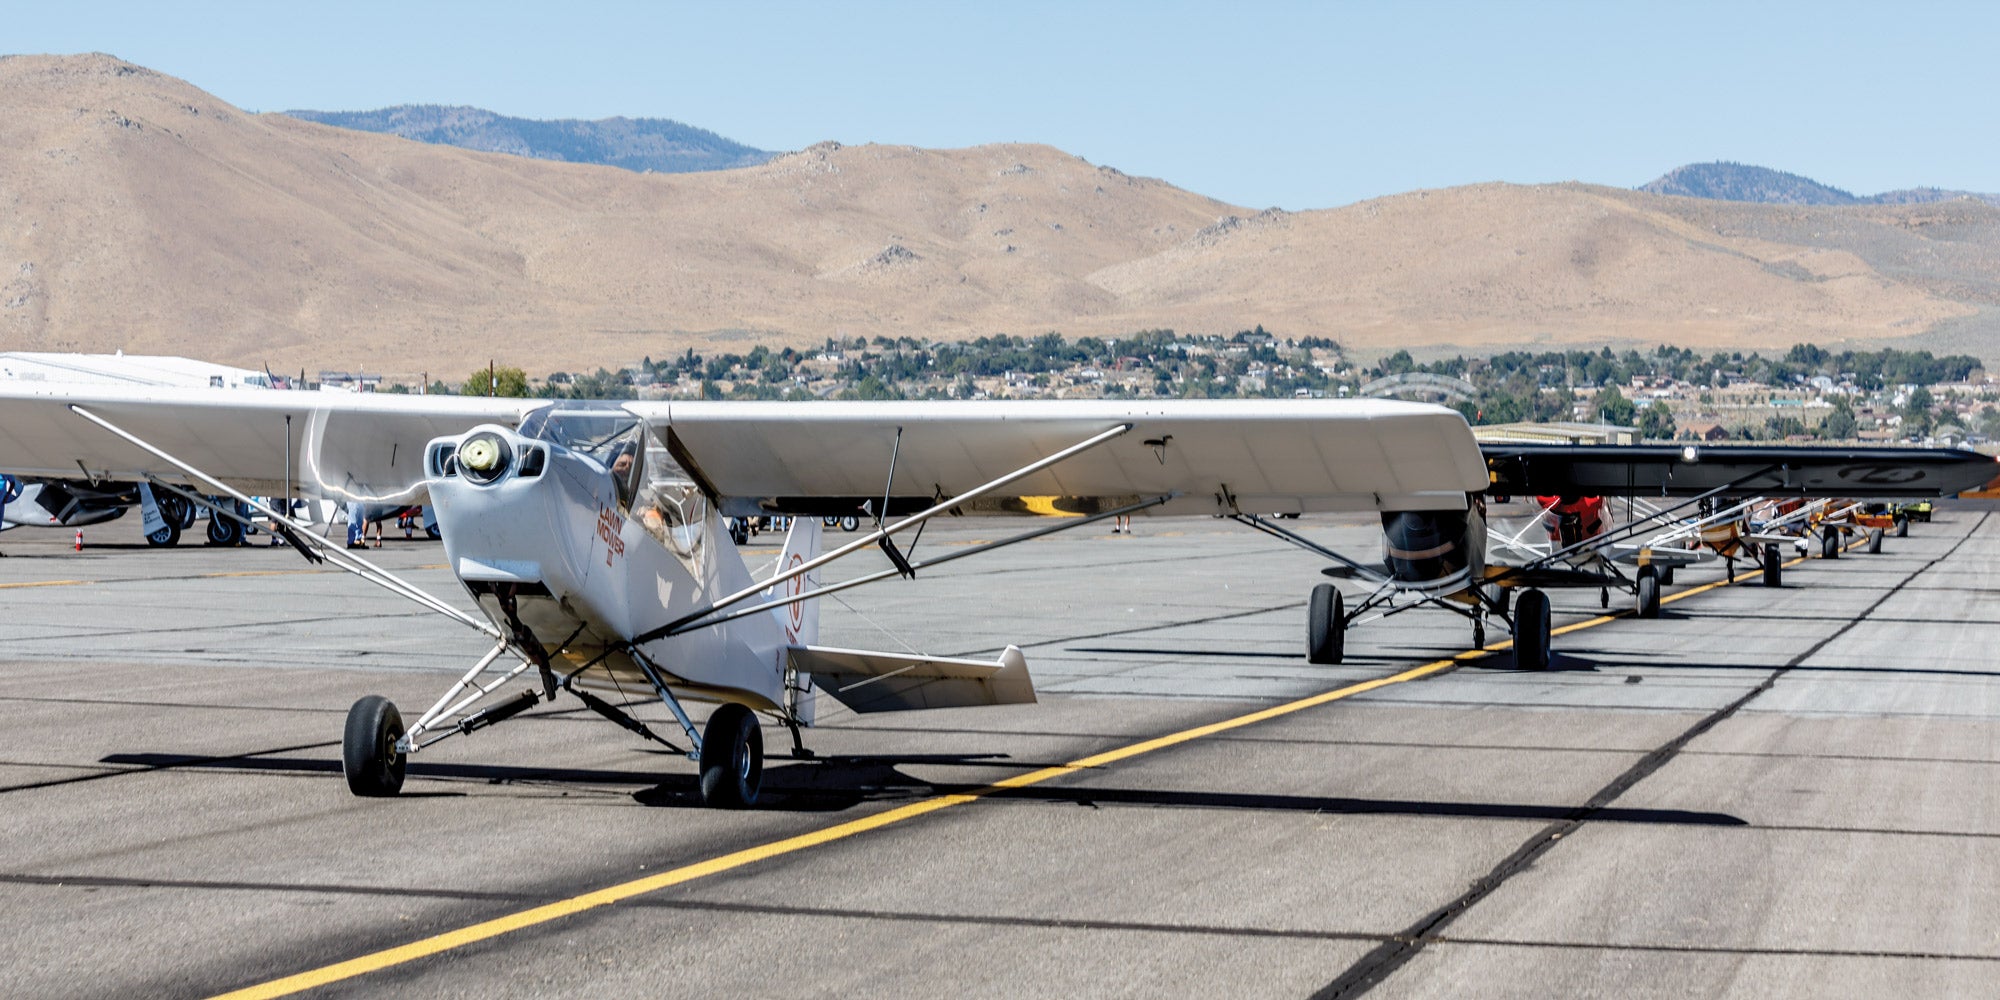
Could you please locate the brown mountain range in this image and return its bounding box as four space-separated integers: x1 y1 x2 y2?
3 53 1996 376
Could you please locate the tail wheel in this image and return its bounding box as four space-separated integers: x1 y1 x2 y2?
1820 528 1839 560
699 704 764 809
839 515 860 532
1763 543 1783 588
1306 583 1345 665
1514 588 1552 671
205 512 244 547
342 696 407 797
1866 528 1883 554
1635 566 1661 619
1895 517 1908 538
145 521 181 547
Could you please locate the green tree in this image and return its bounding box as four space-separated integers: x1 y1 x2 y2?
1638 400 1675 440
1595 385 1636 425
1820 399 1858 440
462 365 530 398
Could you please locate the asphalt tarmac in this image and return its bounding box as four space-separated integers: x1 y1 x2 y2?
1 506 1996 998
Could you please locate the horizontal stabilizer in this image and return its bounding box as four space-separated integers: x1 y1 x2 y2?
790 644 1035 714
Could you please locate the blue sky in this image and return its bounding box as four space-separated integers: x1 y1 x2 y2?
8 1 1998 209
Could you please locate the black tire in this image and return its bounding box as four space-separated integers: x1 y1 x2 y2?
727 518 749 546
425 524 441 540
1514 588 1552 671
839 515 860 532
1894 517 1908 538
699 703 764 809
1820 528 1839 560
1306 583 1345 665
1635 567 1661 619
156 493 195 532
1763 543 1782 588
145 520 181 547
1658 566 1675 586
205 512 244 547
1866 528 1883 554
342 696 406 797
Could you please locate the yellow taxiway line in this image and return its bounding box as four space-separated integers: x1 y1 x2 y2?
212 545 1829 1000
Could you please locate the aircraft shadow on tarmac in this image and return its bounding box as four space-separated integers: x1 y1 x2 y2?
101 750 1745 825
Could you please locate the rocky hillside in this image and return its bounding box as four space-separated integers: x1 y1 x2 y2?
1642 162 2000 207
283 105 772 174
2 55 1996 374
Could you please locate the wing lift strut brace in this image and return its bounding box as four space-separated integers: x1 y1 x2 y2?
60 406 554 757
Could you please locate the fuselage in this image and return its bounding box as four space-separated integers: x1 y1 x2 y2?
424 413 794 713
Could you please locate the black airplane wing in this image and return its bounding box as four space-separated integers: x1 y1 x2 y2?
1482 444 1999 499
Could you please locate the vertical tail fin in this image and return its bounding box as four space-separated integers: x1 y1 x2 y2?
771 517 822 648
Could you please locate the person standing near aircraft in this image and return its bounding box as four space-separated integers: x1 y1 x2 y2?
0 474 12 557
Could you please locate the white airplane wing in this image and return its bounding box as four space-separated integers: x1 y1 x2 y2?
633 398 1488 516
0 384 542 502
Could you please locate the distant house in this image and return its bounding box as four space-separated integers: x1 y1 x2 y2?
1681 422 1730 442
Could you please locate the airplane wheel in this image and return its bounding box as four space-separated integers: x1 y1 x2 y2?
1635 567 1661 619
840 515 860 532
821 516 838 527
1866 528 1883 555
1514 588 1552 671
155 493 195 532
699 703 764 809
342 696 406 797
145 521 181 547
1306 583 1345 665
1763 543 1782 588
205 513 244 547
1894 517 1908 538
1820 528 1839 560
1658 567 1675 586
426 525 442 540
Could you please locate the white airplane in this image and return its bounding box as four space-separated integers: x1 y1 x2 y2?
1231 441 1995 667
0 385 1489 807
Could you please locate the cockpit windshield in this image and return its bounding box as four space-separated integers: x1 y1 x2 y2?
516 403 647 507
516 403 640 467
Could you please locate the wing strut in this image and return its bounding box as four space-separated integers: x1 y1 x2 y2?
65 404 501 639
633 422 1136 644
1517 465 1781 571
662 492 1176 637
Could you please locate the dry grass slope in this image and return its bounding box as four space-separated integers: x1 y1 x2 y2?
2 54 1996 374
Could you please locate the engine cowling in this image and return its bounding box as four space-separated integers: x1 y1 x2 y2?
1380 509 1479 588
